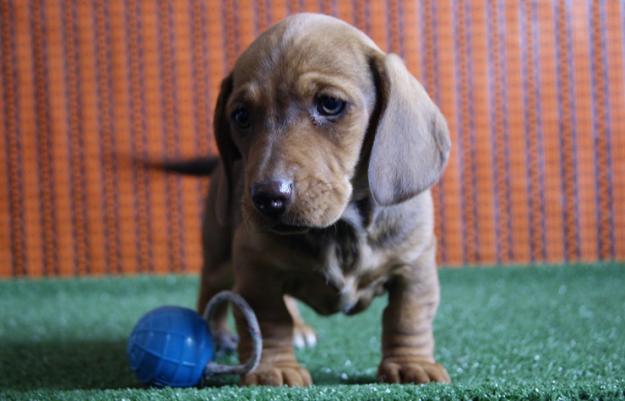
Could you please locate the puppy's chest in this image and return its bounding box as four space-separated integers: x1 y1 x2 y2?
318 219 384 276
285 204 417 315
313 201 416 276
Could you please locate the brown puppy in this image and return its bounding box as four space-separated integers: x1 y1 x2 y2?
197 13 451 386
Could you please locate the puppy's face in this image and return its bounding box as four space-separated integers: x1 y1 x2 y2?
219 15 379 232
214 14 451 233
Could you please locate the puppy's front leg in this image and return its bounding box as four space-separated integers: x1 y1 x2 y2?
377 240 451 384
234 268 312 386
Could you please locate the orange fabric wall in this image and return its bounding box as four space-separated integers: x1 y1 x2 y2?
1 0 624 276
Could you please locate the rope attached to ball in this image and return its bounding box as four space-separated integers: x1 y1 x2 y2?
201 291 262 379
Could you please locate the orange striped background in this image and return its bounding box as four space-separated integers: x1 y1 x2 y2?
1 0 624 277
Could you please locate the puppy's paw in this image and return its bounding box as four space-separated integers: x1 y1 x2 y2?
242 364 312 386
293 322 317 349
377 358 450 384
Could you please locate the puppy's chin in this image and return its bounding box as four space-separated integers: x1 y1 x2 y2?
252 213 341 236
269 223 310 235
243 202 348 236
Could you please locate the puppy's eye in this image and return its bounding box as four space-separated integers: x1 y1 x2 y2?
316 95 346 117
231 106 251 129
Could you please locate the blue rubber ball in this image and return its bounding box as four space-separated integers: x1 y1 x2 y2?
127 306 214 387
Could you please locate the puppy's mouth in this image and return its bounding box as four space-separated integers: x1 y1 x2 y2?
269 223 310 235
264 220 314 235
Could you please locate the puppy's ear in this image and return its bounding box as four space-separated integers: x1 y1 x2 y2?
367 54 451 206
213 74 240 225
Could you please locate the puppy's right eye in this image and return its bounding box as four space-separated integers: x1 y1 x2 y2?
316 95 346 117
231 106 251 129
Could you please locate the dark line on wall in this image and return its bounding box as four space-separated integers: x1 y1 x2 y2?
124 0 143 273
563 0 581 260
61 0 92 275
430 0 447 265
253 0 260 34
452 0 468 265
93 0 110 274
622 0 625 118
190 0 212 216
94 0 122 274
167 0 186 272
266 0 273 25
125 0 154 273
108 20 122 275
156 1 173 272
520 0 537 262
599 0 615 259
553 0 581 261
531 0 547 261
589 0 616 260
464 0 480 263
157 0 186 272
397 0 404 58
501 0 513 263
385 0 393 52
138 1 154 274
221 0 231 71
553 0 568 261
106 0 123 274
33 0 61 275
1 0 27 276
201 0 213 154
418 0 427 84
588 0 603 260
486 0 501 263
364 0 371 36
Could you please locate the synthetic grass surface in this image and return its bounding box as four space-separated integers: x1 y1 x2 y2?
1 264 624 400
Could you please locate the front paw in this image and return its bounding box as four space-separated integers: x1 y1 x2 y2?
242 363 312 386
377 357 450 384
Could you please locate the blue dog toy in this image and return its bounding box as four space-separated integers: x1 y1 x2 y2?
127 291 262 387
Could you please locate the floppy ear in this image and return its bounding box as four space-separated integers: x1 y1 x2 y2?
367 54 451 206
213 74 240 225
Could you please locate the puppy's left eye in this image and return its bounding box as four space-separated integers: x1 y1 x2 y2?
316 95 346 117
231 106 251 129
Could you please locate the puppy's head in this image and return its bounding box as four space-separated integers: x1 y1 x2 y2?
214 13 450 233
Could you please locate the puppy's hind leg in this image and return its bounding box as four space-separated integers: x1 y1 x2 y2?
284 295 317 349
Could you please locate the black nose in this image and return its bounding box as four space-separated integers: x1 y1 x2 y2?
251 180 293 218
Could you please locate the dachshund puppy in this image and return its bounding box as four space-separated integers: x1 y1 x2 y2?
196 13 451 386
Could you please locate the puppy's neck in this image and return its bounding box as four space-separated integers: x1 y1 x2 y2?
341 187 428 249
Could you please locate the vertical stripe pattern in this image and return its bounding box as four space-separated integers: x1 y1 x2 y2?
1 0 624 276
521 0 547 261
94 0 121 274
487 0 512 263
1 0 27 276
589 0 615 260
554 0 581 261
32 0 61 275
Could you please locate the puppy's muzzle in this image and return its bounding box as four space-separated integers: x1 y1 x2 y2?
251 180 293 219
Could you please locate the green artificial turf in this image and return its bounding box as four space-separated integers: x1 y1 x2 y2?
1 264 624 400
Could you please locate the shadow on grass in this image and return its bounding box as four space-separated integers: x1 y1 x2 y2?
1 340 375 390
0 340 139 390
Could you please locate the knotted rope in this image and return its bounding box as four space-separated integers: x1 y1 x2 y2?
201 291 262 379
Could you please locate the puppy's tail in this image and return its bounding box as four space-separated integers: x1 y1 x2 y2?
140 156 219 176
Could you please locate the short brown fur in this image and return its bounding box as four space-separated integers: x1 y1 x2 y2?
198 13 451 386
